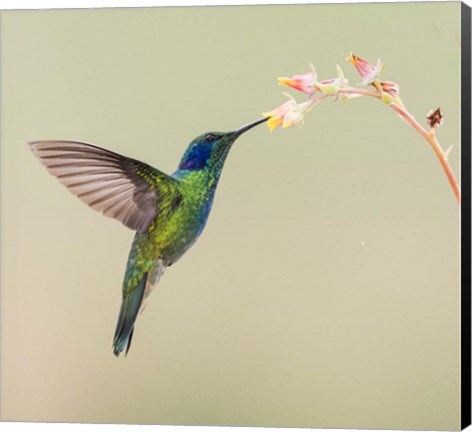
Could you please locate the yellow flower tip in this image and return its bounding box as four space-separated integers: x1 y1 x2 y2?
278 77 290 86
265 121 276 132
346 51 356 63
265 115 282 132
261 112 274 130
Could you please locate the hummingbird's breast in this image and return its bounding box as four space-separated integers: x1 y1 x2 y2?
153 169 218 266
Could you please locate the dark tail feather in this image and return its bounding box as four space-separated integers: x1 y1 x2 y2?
113 272 148 357
125 328 134 356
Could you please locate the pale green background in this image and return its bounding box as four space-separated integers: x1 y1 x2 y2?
0 2 462 430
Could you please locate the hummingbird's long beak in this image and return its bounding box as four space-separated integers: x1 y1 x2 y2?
232 117 268 137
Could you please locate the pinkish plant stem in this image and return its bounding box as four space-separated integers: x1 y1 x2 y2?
334 87 461 204
339 87 380 98
390 103 461 204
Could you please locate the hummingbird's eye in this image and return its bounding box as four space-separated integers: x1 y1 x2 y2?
204 134 217 143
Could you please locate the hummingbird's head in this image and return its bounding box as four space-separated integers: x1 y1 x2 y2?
178 117 268 173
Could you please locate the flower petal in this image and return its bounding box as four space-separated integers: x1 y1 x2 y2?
278 68 316 95
347 52 383 85
282 110 304 128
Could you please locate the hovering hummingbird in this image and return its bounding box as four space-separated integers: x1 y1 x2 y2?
29 117 268 357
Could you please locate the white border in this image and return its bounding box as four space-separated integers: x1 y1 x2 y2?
0 424 437 432
0 0 470 10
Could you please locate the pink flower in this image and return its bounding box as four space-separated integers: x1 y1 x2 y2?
278 64 316 95
347 52 383 85
262 95 308 131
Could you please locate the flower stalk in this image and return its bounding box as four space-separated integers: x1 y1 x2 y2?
390 103 461 204
264 53 460 204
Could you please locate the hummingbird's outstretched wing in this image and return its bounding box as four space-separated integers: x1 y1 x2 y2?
29 140 181 233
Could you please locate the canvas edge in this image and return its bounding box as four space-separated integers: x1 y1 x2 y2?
461 1 472 430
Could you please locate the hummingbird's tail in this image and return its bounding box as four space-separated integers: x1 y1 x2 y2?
113 272 147 357
113 258 165 357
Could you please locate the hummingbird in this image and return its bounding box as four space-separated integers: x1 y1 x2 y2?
29 117 268 357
